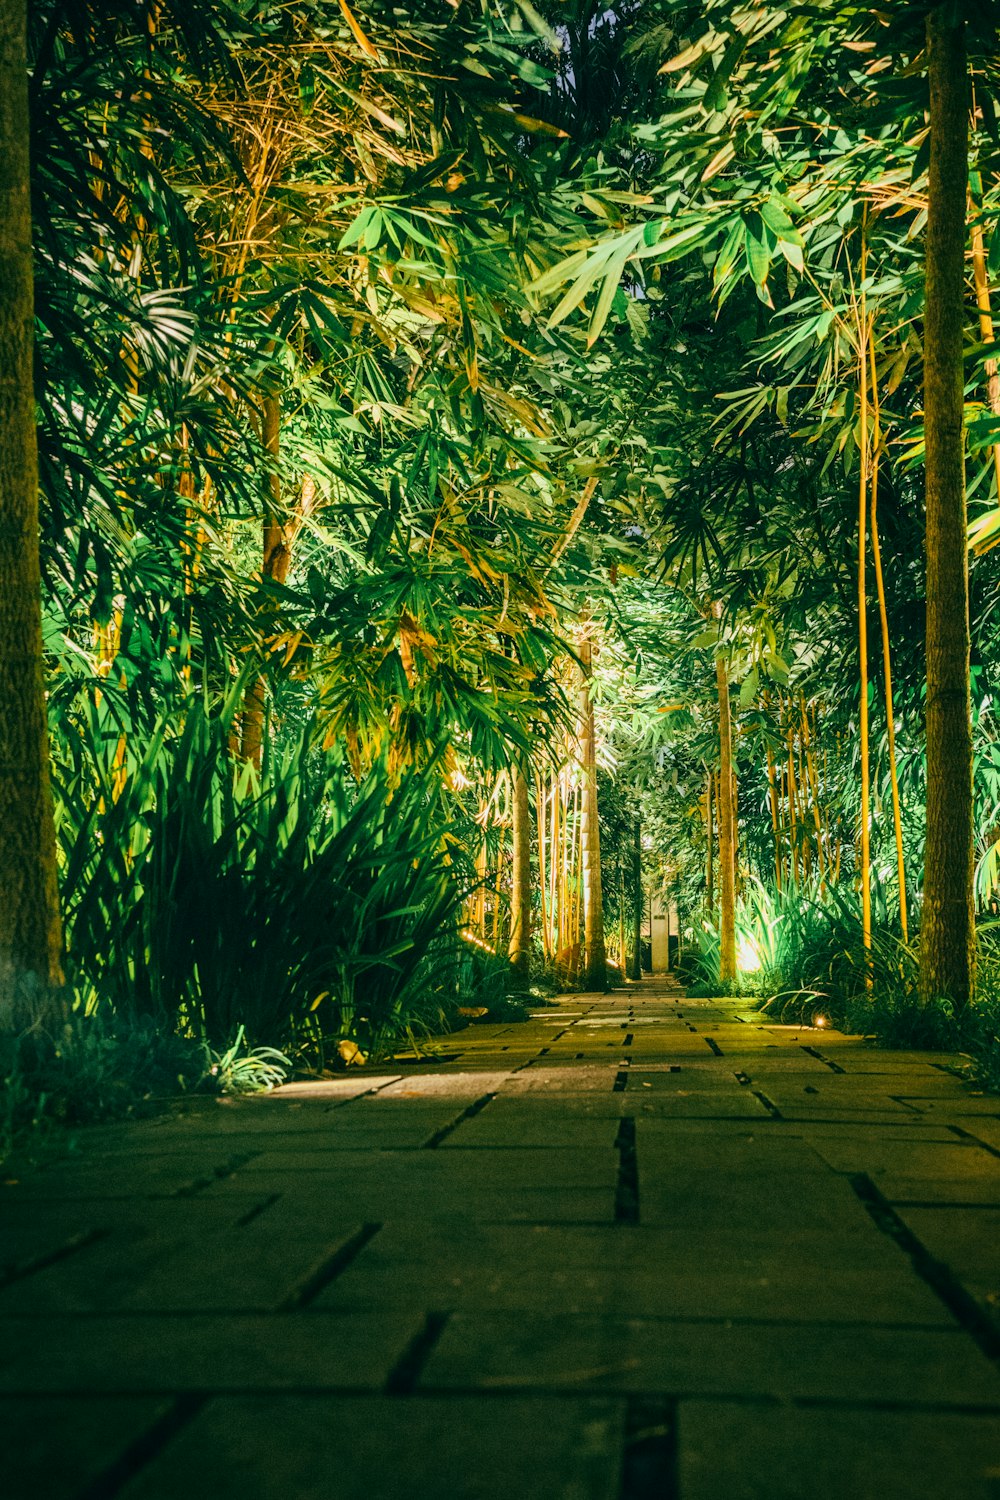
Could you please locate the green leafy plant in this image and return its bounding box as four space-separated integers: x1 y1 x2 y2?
52 692 474 1060
202 1026 290 1094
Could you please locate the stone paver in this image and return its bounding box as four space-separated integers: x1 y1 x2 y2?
2 977 999 1498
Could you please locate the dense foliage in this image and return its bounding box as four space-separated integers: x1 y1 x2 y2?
4 0 1000 1139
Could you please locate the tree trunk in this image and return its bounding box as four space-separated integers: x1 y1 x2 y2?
508 763 531 985
920 7 975 1005
0 0 64 1022
628 816 642 981
579 629 607 991
714 619 737 984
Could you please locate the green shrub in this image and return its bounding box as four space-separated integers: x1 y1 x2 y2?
52 692 473 1061
687 877 913 1019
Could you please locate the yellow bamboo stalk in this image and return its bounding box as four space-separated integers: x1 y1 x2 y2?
795 712 812 879
970 196 1000 501
786 719 801 886
551 771 561 959
801 694 826 879
820 729 834 874
705 767 715 909
571 779 583 970
535 771 551 962
768 747 783 889
855 292 873 969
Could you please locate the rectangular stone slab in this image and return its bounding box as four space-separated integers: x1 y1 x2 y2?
677 1401 1000 1500
637 1173 876 1233
0 1395 175 1500
115 1393 626 1500
0 1312 422 1393
317 1223 953 1325
804 1137 1000 1179
232 1146 619 1188
419 1312 1000 1403
0 1218 371 1315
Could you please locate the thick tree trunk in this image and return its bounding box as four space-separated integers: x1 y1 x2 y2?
628 817 642 981
0 0 63 1023
715 627 737 984
920 8 975 1005
578 630 607 991
508 763 531 985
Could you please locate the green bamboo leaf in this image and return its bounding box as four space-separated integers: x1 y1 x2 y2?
745 231 771 287
588 245 632 344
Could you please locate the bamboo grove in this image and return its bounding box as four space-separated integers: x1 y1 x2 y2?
4 0 1000 1090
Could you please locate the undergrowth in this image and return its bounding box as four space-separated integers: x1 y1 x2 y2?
0 1012 291 1163
683 878 1000 1089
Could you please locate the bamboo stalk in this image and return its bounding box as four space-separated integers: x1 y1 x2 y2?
509 763 531 980
786 721 800 886
855 287 873 969
706 767 715 910
554 774 563 960
766 738 782 889
535 771 551 961
868 336 909 943
714 605 737 983
970 194 1000 502
578 625 607 990
796 713 811 879
618 865 627 972
801 694 826 880
572 778 583 973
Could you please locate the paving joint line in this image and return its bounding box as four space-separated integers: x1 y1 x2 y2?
946 1123 1000 1160
614 1117 639 1225
848 1172 1000 1362
35 1382 1000 1416
234 1193 281 1228
0 1226 106 1290
887 1095 923 1114
619 1397 677 1500
338 1077 405 1108
384 1311 450 1395
72 1393 205 1500
173 1152 258 1197
422 1092 496 1148
799 1045 845 1074
277 1222 382 1310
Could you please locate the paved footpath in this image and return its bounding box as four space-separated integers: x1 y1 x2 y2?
3 979 1000 1499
